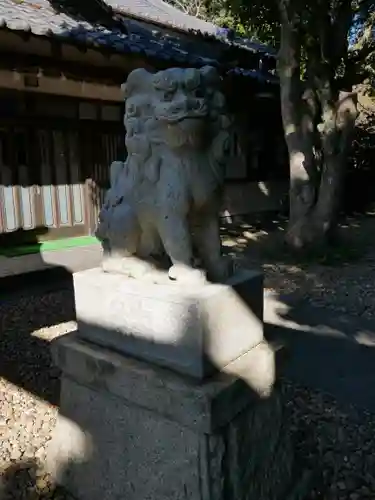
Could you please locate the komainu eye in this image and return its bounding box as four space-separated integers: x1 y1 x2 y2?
194 88 204 98
126 103 137 116
164 91 174 101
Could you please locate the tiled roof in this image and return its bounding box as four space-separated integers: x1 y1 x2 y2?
0 0 124 40
0 0 278 83
107 0 218 35
109 0 275 55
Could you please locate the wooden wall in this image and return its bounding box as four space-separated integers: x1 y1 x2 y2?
0 89 124 246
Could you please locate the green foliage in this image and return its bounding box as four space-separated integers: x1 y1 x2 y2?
223 0 278 35
344 100 375 212
206 0 279 43
204 0 374 88
166 0 373 87
350 5 375 91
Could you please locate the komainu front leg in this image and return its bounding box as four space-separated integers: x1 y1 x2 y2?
193 213 232 283
158 215 206 284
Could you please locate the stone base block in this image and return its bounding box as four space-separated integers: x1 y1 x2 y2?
47 333 293 500
74 268 263 379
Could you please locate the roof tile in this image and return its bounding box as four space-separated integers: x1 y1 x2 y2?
106 0 217 35
0 0 277 83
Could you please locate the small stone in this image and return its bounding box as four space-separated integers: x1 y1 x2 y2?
35 446 45 460
36 477 49 491
10 448 21 461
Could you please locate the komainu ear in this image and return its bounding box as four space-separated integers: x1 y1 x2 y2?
200 66 220 87
144 156 161 184
109 161 124 187
123 68 152 99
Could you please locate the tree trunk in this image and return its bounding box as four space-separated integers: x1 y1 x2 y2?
278 4 320 249
283 95 358 249
312 91 358 233
278 2 358 250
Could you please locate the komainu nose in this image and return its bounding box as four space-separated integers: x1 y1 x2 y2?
170 99 187 114
188 98 203 111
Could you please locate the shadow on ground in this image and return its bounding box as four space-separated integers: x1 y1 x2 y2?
1 213 375 498
221 210 375 266
0 236 75 405
0 287 296 500
1 212 375 409
2 287 375 499
0 459 74 500
265 298 375 412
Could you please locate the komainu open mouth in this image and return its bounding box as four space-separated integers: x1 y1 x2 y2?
158 110 207 124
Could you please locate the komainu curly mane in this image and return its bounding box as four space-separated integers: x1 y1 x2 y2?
96 66 234 284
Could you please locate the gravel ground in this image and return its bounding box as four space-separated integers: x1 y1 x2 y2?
283 381 375 500
223 213 375 319
1 216 375 499
0 289 76 500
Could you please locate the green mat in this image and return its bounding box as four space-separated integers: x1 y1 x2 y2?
0 235 100 258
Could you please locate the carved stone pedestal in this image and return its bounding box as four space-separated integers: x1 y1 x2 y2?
73 267 264 379
47 335 293 500
47 268 293 499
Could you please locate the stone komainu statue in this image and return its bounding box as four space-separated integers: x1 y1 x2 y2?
95 66 233 284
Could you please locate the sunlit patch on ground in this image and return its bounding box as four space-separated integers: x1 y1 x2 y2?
1 213 375 498
31 322 77 342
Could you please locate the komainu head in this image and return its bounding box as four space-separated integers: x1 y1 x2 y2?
122 66 229 152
